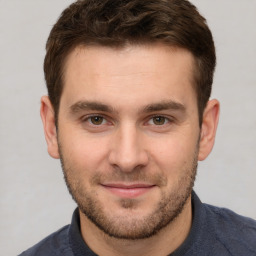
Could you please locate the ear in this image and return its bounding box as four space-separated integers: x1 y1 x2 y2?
40 96 60 159
198 99 220 161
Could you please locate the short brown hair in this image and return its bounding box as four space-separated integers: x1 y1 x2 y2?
44 0 216 125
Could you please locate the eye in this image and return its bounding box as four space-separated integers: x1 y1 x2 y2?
148 116 169 125
80 114 113 132
87 115 107 125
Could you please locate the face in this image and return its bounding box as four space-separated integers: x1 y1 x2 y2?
47 44 204 239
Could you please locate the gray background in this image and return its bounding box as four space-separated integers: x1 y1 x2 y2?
0 0 255 255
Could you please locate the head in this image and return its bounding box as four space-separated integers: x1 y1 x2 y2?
41 0 219 241
44 0 216 126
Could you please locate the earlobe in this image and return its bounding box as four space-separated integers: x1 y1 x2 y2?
198 99 220 161
40 96 60 159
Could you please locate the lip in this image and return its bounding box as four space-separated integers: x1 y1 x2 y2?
101 183 156 198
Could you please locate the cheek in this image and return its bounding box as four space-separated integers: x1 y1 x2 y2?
58 129 111 172
149 135 198 171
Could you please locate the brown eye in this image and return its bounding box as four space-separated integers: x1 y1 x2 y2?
152 116 167 125
89 116 105 125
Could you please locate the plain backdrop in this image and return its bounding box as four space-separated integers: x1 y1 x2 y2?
0 1 256 255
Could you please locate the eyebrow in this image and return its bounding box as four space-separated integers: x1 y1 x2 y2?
70 101 116 114
69 99 186 115
142 100 186 113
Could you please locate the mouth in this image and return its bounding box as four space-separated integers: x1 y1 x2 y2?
101 183 156 198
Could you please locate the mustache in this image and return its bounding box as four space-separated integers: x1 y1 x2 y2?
90 168 167 187
58 144 168 187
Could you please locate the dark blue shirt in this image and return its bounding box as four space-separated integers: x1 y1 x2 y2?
19 192 256 255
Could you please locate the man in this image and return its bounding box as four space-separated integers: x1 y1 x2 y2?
19 0 256 255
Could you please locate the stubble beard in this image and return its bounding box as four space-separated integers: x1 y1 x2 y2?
59 147 198 240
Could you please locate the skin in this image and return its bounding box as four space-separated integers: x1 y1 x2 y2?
41 43 219 256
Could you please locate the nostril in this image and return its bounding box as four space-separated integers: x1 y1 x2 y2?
108 148 149 172
108 126 149 171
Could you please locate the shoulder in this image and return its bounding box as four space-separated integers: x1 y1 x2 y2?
18 225 73 256
203 203 256 255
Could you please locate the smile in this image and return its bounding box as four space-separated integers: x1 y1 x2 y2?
101 183 156 198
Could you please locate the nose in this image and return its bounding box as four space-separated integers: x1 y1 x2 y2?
108 124 149 172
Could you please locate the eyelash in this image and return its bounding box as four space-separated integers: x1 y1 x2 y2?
81 114 174 127
147 115 173 126
81 114 109 126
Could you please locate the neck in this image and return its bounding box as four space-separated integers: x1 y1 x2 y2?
79 195 192 256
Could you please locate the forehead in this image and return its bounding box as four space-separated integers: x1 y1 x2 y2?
61 43 197 110
64 43 195 77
